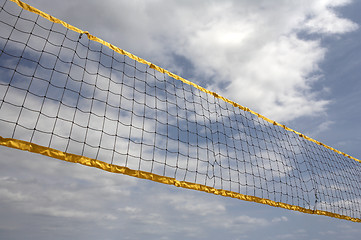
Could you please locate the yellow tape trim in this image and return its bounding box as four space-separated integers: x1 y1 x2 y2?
9 0 360 163
1 135 360 222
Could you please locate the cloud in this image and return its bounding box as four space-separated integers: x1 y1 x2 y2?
272 216 288 223
28 206 118 220
160 192 226 216
303 0 358 34
23 0 358 123
311 120 334 136
0 187 30 202
233 215 269 225
0 146 298 239
2 143 360 240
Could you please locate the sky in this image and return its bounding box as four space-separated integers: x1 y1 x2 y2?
1 0 361 239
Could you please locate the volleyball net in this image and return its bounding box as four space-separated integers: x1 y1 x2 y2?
1 0 361 222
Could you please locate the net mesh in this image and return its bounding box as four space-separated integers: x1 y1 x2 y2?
1 0 361 222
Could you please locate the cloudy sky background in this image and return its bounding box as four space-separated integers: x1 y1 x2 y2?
1 0 361 239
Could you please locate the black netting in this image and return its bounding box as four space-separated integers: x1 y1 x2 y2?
1 0 360 221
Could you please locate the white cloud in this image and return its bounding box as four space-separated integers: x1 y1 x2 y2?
272 216 288 223
304 10 358 34
233 215 269 225
303 0 358 34
0 188 30 202
23 0 358 123
160 193 226 216
310 120 334 136
28 206 118 220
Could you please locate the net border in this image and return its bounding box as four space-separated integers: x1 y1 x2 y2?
0 0 360 222
1 136 360 222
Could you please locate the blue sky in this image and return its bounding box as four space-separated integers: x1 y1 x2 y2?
1 0 361 239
